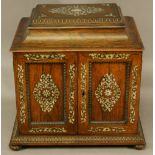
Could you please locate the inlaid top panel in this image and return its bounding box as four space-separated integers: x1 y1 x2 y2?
29 3 125 29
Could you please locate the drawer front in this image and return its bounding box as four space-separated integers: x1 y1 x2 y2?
14 52 77 135
78 52 142 135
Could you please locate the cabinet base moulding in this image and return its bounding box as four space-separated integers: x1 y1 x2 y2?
9 118 146 150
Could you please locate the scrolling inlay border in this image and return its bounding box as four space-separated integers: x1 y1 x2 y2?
88 126 126 133
80 64 87 123
29 127 67 133
89 53 130 60
68 64 76 124
130 65 139 124
24 54 65 60
17 65 26 124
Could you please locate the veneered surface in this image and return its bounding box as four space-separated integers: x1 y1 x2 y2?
10 17 143 52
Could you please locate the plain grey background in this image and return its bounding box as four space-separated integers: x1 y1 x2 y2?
2 0 153 155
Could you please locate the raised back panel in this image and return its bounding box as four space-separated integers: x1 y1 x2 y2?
29 3 125 28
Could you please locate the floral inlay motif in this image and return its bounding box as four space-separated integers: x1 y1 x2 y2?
104 89 112 96
33 74 60 112
95 73 121 112
49 5 104 16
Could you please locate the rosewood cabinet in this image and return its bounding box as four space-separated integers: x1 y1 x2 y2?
9 3 145 150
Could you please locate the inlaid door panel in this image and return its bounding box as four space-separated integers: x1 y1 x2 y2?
78 52 142 135
28 63 65 123
14 52 77 135
90 62 127 122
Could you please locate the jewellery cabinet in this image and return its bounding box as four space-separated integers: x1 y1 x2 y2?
9 3 145 150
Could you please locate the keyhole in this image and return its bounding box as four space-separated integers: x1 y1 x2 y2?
82 91 85 97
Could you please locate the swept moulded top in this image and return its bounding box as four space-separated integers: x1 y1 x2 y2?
10 4 144 52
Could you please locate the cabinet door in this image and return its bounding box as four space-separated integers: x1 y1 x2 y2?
78 52 142 135
14 52 77 135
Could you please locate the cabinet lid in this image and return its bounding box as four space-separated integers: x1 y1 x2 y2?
29 3 125 29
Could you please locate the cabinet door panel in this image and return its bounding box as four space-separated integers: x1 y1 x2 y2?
90 62 127 122
14 52 77 135
78 53 142 135
28 63 65 123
